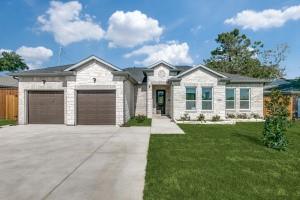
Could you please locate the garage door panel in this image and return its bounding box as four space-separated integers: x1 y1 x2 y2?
77 90 116 125
28 91 64 124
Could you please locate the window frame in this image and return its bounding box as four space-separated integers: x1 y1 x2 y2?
239 88 251 110
201 87 213 111
225 88 236 110
185 86 197 111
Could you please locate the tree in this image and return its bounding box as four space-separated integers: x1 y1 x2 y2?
0 51 28 72
205 29 287 79
263 90 290 151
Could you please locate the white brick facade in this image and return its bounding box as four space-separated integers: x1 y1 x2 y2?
17 58 265 125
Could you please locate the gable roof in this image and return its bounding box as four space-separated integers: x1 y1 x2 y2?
147 60 177 69
0 76 18 88
9 64 75 77
64 55 121 71
176 64 228 78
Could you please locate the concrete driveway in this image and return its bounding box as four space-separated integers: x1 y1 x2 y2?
0 125 150 200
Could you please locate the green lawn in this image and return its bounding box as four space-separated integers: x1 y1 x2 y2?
0 119 16 127
126 117 152 126
144 122 300 200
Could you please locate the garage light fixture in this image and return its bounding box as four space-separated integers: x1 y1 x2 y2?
42 80 46 85
93 78 96 83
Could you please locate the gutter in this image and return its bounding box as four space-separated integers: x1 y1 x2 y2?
8 71 76 77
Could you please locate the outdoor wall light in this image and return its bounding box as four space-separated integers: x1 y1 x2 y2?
42 80 46 85
93 78 96 83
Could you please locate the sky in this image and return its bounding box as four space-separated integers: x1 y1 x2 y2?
0 0 300 78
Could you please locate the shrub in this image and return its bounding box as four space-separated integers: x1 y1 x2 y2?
251 113 261 119
211 115 221 121
136 115 146 123
263 90 290 151
237 113 248 119
226 113 236 119
197 114 205 122
180 113 191 121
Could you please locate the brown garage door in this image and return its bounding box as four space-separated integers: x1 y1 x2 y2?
77 90 116 125
28 91 64 124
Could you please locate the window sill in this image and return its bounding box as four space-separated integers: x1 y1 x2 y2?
185 110 197 113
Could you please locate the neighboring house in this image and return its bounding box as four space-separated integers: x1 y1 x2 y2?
11 55 267 125
264 78 300 118
0 76 18 120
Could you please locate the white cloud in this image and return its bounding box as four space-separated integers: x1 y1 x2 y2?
0 49 12 54
38 1 105 46
124 41 193 66
225 5 300 31
106 10 163 48
16 46 53 69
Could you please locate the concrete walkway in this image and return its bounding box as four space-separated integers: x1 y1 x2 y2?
0 125 150 200
151 116 184 134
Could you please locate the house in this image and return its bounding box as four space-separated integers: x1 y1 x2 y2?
0 76 18 120
11 55 267 125
264 78 300 118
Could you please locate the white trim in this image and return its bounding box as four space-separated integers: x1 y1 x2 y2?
239 88 251 110
185 86 197 111
201 86 213 111
177 64 227 79
225 88 236 110
64 55 121 72
147 60 176 69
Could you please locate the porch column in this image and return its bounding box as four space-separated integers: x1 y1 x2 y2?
147 82 153 118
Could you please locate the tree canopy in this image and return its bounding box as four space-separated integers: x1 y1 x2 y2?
0 51 28 72
205 29 288 79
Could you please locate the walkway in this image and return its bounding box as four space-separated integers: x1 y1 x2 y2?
151 116 184 134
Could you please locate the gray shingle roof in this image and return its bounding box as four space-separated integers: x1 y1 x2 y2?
0 76 18 88
10 62 267 84
10 64 74 76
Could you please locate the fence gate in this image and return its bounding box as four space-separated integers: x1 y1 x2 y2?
5 94 18 120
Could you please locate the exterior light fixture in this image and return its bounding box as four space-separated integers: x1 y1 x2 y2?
93 78 96 83
42 80 46 85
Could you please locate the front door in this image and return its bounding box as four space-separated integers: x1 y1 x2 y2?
156 90 166 114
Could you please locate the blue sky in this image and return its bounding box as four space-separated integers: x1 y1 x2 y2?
0 0 300 78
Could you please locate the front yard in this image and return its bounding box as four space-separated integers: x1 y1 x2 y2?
144 122 300 200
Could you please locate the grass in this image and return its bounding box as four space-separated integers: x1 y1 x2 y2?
144 122 300 200
0 119 16 127
126 117 152 126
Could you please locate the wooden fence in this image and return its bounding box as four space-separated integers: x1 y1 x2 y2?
264 95 296 119
0 88 18 120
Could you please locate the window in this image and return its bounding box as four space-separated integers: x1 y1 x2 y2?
226 88 235 109
202 87 213 110
186 87 196 110
240 88 250 109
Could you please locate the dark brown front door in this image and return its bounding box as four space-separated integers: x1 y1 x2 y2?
28 91 64 124
156 90 166 114
77 90 116 125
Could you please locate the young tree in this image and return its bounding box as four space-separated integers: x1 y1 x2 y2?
263 90 290 151
0 51 28 72
205 29 287 79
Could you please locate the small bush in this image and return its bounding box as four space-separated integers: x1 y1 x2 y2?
251 113 261 119
211 115 221 121
237 113 248 119
197 114 205 122
136 114 146 123
263 90 290 151
226 113 236 119
180 113 191 121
